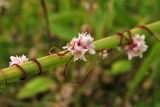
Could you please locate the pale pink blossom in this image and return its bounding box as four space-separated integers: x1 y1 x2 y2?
98 50 108 59
9 55 29 66
63 32 95 61
125 34 148 60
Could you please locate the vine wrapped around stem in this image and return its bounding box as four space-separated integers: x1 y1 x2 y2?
0 21 160 84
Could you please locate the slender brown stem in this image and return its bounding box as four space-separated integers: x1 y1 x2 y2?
138 25 160 42
12 64 27 80
56 50 69 56
79 68 93 85
49 47 61 55
124 29 132 39
63 56 93 84
138 25 154 36
116 32 124 46
31 58 43 74
49 47 69 56
116 32 130 46
63 56 73 82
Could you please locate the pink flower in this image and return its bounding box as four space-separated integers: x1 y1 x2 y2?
125 34 148 60
9 55 29 66
63 32 95 61
98 50 108 59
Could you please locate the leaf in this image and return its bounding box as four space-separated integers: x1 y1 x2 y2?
111 59 132 75
17 77 55 99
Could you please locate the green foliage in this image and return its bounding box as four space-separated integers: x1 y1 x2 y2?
111 59 132 75
0 0 160 106
17 77 55 99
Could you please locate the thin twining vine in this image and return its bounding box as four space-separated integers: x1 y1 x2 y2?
0 25 158 85
12 64 27 80
8 56 44 82
138 25 160 41
30 58 43 75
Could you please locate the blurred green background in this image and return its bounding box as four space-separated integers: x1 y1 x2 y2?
0 0 160 107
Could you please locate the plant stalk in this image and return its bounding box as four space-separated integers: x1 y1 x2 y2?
0 21 160 84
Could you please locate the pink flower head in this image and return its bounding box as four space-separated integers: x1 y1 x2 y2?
125 34 148 60
98 50 108 59
63 32 95 61
9 55 29 66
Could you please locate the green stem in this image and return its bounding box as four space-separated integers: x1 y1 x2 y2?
0 21 160 84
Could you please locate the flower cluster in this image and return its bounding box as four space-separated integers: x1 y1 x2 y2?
124 34 148 60
8 33 148 68
9 55 29 66
63 32 96 61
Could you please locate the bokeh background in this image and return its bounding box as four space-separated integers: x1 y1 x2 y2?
0 0 160 107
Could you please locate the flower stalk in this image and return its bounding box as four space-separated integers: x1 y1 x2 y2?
0 21 160 84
